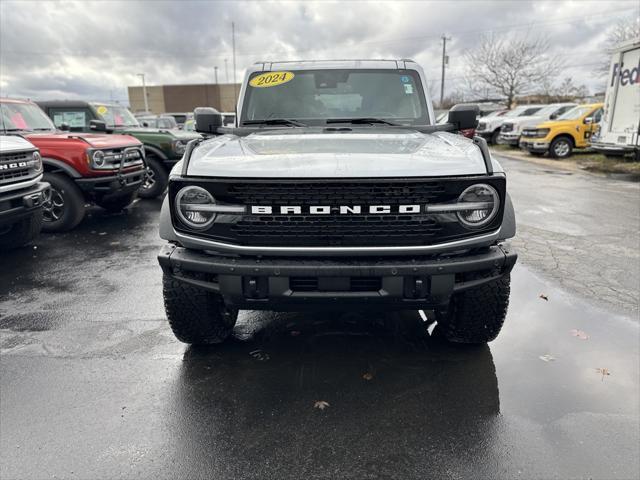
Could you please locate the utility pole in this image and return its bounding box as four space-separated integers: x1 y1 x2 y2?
214 66 219 84
137 73 149 113
232 22 238 104
440 35 450 108
224 58 229 83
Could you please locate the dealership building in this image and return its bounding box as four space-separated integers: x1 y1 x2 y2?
127 83 241 114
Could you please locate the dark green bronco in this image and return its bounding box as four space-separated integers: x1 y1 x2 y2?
37 100 201 198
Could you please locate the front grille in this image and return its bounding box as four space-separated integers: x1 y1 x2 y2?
100 147 144 169
227 181 446 206
170 177 506 247
232 215 443 244
501 123 514 133
0 151 37 185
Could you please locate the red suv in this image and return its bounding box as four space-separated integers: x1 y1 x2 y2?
0 98 146 231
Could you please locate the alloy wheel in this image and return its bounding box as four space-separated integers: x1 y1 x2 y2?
142 167 156 190
42 187 65 222
554 140 570 158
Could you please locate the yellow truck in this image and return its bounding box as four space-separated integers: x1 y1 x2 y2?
519 103 604 158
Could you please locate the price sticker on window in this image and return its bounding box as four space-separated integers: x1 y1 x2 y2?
96 105 108 115
249 71 295 88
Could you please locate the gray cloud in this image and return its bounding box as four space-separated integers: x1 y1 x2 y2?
1 0 637 103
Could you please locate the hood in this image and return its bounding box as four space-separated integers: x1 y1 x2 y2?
506 115 545 127
186 129 502 178
24 131 142 148
0 135 37 153
536 119 577 129
118 126 201 140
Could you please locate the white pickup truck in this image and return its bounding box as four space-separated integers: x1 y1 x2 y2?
591 39 640 160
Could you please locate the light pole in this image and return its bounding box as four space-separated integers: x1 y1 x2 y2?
224 59 229 83
137 73 149 113
214 66 219 84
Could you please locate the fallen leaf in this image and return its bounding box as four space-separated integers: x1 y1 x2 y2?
596 368 611 381
539 354 556 362
109 241 121 246
362 372 374 381
314 400 330 410
98 232 107 236
539 294 549 301
570 329 589 340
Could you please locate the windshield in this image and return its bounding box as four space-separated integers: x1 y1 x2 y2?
91 103 139 127
558 105 593 120
0 102 56 132
241 69 429 126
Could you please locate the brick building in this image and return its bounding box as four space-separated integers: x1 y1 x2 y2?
127 83 241 114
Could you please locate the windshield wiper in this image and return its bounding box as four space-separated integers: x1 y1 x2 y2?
243 118 307 127
326 117 400 126
33 127 54 131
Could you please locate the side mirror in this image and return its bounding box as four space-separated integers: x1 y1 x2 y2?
447 104 480 131
89 119 108 132
59 122 70 131
194 107 223 134
142 121 149 127
584 117 593 125
550 113 558 120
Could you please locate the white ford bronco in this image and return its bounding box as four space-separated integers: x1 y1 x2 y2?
158 59 517 345
0 135 49 248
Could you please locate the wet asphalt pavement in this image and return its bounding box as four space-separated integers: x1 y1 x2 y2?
1 156 639 480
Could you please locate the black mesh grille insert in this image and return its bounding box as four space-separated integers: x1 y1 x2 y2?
227 181 446 205
169 177 506 247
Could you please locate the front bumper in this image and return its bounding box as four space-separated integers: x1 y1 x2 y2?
75 168 145 196
498 134 520 146
520 139 550 152
590 142 637 155
158 243 517 310
0 181 49 228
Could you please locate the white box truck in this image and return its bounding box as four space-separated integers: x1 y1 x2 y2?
592 39 640 160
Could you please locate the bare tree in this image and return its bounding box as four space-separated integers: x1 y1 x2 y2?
599 16 640 73
464 34 561 107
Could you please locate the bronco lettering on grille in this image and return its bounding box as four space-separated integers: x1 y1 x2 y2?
251 205 425 215
0 161 28 170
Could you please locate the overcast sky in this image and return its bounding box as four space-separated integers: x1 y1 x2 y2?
1 0 638 105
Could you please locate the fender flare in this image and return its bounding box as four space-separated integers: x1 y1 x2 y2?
497 193 516 240
143 144 169 161
42 158 81 178
159 196 179 242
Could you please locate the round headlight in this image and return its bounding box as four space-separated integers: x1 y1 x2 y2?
456 184 499 228
32 151 42 171
176 186 216 229
173 141 186 155
92 150 105 167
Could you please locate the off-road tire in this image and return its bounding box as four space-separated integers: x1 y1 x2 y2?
549 136 573 159
163 273 238 344
138 156 167 199
41 173 85 232
490 130 500 145
439 275 511 344
97 191 137 212
1 210 43 248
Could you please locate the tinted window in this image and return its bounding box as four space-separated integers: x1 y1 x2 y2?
49 109 90 128
242 69 429 126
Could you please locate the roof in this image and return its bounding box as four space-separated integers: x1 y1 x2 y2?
0 97 32 104
250 59 419 72
35 100 93 108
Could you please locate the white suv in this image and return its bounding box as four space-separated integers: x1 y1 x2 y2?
498 103 576 146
